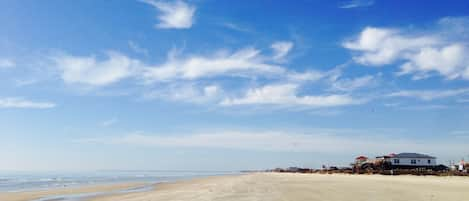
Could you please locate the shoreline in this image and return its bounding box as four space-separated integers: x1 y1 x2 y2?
0 173 241 201
0 182 146 201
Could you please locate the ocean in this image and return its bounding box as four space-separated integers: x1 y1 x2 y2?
0 170 237 192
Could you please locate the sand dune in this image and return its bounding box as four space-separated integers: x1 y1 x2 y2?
91 173 469 201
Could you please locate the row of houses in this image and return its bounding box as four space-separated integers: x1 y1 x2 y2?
356 153 437 168
271 152 468 175
353 152 451 172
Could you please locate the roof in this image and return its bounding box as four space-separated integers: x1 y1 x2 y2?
355 156 368 160
392 153 436 159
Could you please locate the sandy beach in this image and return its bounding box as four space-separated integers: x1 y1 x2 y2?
3 173 469 201
92 173 469 201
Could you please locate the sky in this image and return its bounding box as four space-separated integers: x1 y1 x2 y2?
1 0 469 171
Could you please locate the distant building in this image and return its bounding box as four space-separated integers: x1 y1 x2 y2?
459 160 465 171
386 153 437 168
355 156 368 164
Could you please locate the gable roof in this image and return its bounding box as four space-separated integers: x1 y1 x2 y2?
393 153 436 159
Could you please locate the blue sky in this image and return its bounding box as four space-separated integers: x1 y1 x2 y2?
1 0 469 171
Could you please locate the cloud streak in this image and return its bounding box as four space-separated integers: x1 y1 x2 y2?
143 83 223 104
143 47 285 82
221 84 365 108
339 0 374 9
78 130 469 155
0 97 56 109
388 88 469 101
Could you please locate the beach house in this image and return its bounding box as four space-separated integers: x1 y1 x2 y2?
386 153 437 168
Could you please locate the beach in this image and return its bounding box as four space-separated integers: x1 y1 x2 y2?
91 173 469 201
3 173 469 201
0 182 144 201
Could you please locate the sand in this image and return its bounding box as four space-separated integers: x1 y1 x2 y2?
0 182 144 201
3 173 469 201
91 173 469 201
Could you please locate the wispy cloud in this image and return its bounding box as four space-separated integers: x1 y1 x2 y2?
450 130 469 138
143 47 284 82
52 51 140 86
77 130 468 155
221 22 252 33
0 97 56 109
330 75 377 91
457 98 469 103
128 41 149 56
14 79 38 87
101 118 118 127
384 102 451 111
339 0 374 9
271 41 294 62
141 0 196 29
143 83 223 104
286 71 325 82
0 58 15 69
221 83 365 108
388 88 469 101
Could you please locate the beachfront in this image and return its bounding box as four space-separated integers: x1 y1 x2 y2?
2 173 469 201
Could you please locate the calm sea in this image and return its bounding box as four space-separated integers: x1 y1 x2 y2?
0 170 237 192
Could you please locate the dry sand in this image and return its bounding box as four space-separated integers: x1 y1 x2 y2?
0 182 144 201
3 173 469 201
91 173 469 201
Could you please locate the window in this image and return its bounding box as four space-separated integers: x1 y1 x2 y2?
411 159 417 164
393 159 400 164
428 160 431 164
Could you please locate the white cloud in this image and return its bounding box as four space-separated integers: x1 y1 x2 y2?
398 44 469 80
143 47 284 82
271 41 294 62
53 51 140 86
339 0 374 9
221 84 364 108
330 75 376 91
343 27 438 66
388 88 469 101
0 97 55 109
143 83 223 103
344 19 469 80
78 130 469 155
101 118 118 127
0 58 15 69
141 0 196 29
286 70 325 82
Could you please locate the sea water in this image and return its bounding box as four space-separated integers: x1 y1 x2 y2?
0 170 236 192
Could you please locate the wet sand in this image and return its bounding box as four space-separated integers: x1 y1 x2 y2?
91 173 469 201
0 182 145 201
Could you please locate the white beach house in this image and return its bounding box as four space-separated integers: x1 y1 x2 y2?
388 153 437 167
